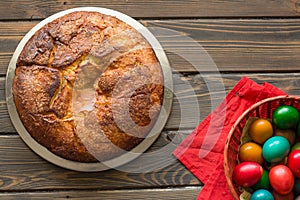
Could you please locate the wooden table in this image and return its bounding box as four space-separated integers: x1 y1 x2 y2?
1 1 300 199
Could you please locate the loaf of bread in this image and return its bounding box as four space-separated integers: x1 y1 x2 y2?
12 11 163 162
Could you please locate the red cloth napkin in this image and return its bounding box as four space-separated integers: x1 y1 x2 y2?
173 77 286 200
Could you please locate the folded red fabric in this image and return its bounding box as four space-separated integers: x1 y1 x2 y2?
173 77 286 199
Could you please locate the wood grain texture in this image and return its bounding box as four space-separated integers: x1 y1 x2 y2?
144 19 300 73
0 134 200 191
1 19 300 76
0 0 300 20
0 187 201 199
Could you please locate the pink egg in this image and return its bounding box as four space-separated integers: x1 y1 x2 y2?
269 165 294 195
288 150 300 178
232 161 263 187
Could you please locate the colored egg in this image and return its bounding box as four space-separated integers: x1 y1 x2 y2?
249 118 273 144
294 178 300 196
274 128 296 146
272 190 294 200
233 161 263 187
287 150 300 178
239 142 264 164
292 142 300 152
253 169 270 190
269 165 294 195
297 123 300 137
262 136 290 163
272 105 300 129
250 189 274 200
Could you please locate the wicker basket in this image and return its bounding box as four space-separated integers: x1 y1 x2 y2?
224 95 300 200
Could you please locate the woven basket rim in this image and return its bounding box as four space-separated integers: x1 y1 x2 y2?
223 95 300 199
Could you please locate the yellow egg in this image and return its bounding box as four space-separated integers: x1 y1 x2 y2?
249 118 273 144
239 142 264 164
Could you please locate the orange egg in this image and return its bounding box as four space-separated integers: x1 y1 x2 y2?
239 142 264 164
249 118 273 144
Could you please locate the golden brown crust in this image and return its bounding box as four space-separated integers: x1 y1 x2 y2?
13 11 163 162
17 30 53 66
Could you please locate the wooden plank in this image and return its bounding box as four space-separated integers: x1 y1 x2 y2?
144 19 300 73
0 134 200 191
2 73 300 133
0 187 202 199
0 0 299 20
1 19 300 75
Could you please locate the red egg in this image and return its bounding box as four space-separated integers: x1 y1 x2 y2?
269 165 294 195
232 161 263 187
288 150 300 178
272 190 294 200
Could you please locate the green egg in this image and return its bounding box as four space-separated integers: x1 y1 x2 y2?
272 105 300 129
292 142 300 152
252 169 270 190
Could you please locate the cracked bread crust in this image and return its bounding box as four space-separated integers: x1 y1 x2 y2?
13 11 163 162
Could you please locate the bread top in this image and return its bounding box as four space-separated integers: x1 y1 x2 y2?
12 11 164 162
